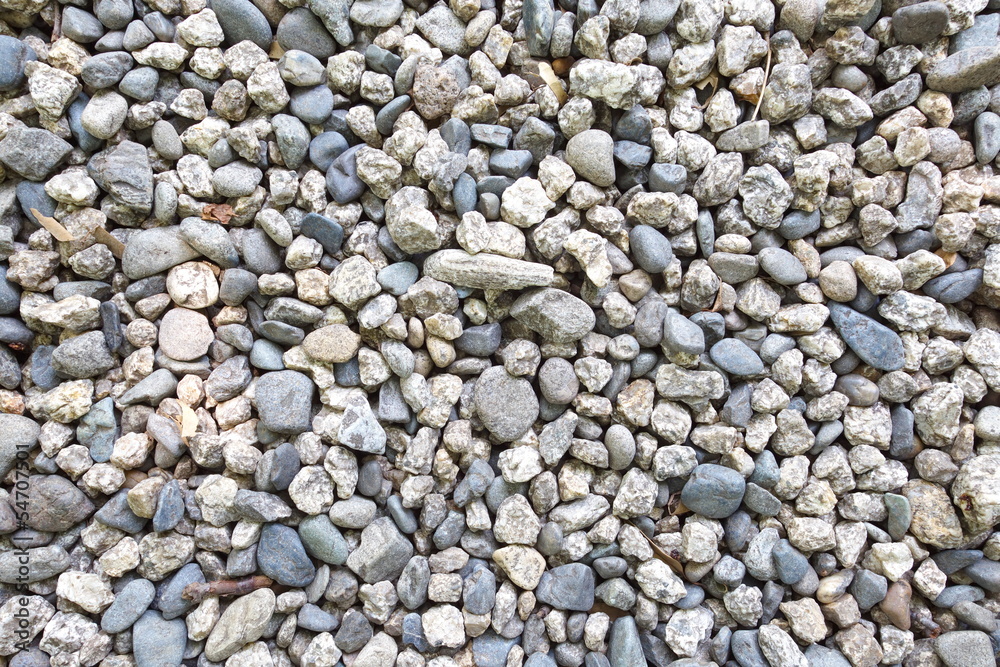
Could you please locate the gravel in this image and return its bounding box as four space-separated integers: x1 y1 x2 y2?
0 0 997 665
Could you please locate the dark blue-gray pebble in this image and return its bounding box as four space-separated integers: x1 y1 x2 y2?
828 302 905 372
94 490 147 532
628 225 673 273
152 479 185 532
257 522 316 587
132 610 187 667
682 464 746 519
648 163 686 194
710 338 765 376
102 579 155 633
375 96 411 135
922 269 983 303
290 85 334 124
157 563 204 620
456 323 502 356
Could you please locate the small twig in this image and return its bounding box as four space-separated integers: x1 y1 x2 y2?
51 3 61 43
751 35 773 123
182 575 273 603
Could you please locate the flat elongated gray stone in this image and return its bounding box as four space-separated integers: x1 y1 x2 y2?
828 302 904 372
423 250 554 290
122 227 202 280
926 46 1000 93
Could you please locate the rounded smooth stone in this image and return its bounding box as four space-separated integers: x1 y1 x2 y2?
490 149 534 177
828 302 905 372
96 0 133 29
16 180 56 219
276 7 337 59
710 339 764 376
102 579 156 633
299 514 348 565
648 162 686 194
453 173 478 217
758 247 808 285
681 464 746 519
456 323 502 356
159 308 213 361
299 212 345 255
132 611 187 667
81 52 133 89
326 145 365 204
0 267 20 316
892 1 949 44
771 539 810 584
290 85 334 124
605 424 635 470
213 0 272 49
922 269 983 303
833 374 879 406
629 225 673 273
474 366 539 442
220 268 257 306
157 563 204 620
120 67 158 101
849 569 887 610
975 111 1000 164
81 91 128 140
250 339 285 370
377 262 419 295
309 132 350 171
278 49 326 86
62 7 105 42
212 161 263 197
538 357 580 404
375 95 411 135
356 460 383 496
564 129 616 187
779 209 821 239
0 36 36 92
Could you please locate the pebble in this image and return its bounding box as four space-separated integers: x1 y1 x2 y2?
565 130 616 187
828 303 905 372
254 370 314 434
212 0 272 49
102 579 156 633
257 523 317 587
474 366 540 442
681 464 746 519
892 2 949 43
1 0 999 663
0 36 35 91
710 339 765 376
132 611 187 667
934 631 996 667
629 225 674 273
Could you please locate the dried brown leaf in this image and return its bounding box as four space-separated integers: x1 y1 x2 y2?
30 208 74 242
180 404 198 441
91 227 125 258
202 203 235 224
628 521 686 578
